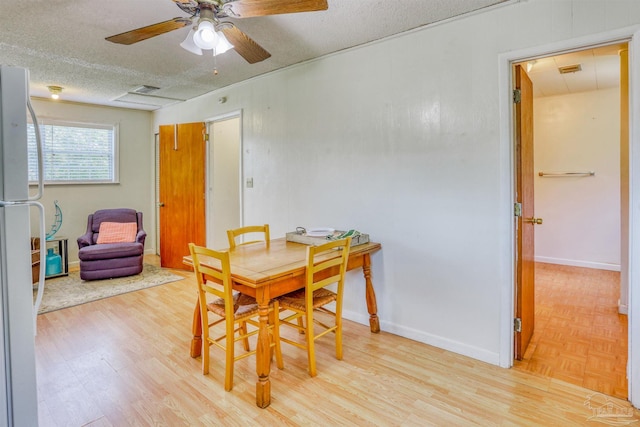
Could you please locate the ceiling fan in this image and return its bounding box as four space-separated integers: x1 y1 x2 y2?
105 0 329 64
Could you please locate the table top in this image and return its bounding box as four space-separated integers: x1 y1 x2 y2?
183 237 381 289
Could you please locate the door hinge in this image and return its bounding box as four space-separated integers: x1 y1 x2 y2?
514 202 522 217
513 89 521 104
514 318 522 333
204 133 209 142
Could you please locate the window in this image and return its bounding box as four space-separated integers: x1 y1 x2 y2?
28 120 118 184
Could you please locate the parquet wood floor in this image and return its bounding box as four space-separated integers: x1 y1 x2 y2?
514 262 628 399
34 257 639 425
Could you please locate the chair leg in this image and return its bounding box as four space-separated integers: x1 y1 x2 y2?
306 310 317 377
272 301 284 370
225 324 235 391
240 321 250 352
297 317 305 334
202 339 210 375
335 315 343 361
202 313 210 375
268 308 275 360
335 295 344 360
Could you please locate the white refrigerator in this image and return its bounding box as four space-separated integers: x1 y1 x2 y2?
0 65 46 426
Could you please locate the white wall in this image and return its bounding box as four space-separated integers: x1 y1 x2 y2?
154 0 640 365
534 88 620 270
29 99 154 264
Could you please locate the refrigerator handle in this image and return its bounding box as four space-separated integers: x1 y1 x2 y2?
26 98 43 201
26 201 45 334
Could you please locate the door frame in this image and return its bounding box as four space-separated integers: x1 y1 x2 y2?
154 132 160 255
498 26 640 406
204 109 243 248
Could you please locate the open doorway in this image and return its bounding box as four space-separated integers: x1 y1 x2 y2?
512 44 628 399
205 112 242 249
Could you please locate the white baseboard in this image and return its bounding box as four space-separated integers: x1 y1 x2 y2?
535 256 620 272
343 309 500 366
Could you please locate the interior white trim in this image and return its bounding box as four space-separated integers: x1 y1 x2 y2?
498 25 640 407
379 317 500 365
628 28 640 407
534 256 621 272
203 110 242 124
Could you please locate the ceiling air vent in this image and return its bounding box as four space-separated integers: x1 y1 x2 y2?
113 84 185 108
558 64 582 74
131 85 160 94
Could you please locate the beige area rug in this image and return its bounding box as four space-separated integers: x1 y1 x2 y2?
35 264 185 314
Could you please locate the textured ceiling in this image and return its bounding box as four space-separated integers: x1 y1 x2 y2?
524 43 626 98
0 0 513 110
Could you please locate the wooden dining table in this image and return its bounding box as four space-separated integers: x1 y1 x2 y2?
182 237 382 408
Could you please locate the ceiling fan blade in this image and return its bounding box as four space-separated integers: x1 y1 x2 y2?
221 26 271 64
105 18 191 45
225 0 328 18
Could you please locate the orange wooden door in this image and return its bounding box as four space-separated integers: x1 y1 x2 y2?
159 122 207 269
514 65 536 360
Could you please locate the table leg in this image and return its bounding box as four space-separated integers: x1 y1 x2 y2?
256 297 272 408
190 297 203 358
363 253 380 333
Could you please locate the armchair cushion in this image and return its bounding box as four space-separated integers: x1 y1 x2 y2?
78 242 144 261
96 222 137 244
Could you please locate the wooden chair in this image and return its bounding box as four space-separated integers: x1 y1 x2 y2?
227 224 270 249
275 237 351 377
188 243 283 391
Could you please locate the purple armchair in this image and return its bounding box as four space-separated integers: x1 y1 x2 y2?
77 208 146 281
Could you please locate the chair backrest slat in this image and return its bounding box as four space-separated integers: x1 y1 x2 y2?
189 243 233 306
227 224 270 249
305 238 351 294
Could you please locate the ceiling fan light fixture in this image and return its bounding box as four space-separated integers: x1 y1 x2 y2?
193 20 219 50
213 32 234 56
180 28 203 55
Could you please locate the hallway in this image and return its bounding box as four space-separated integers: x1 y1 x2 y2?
514 263 627 399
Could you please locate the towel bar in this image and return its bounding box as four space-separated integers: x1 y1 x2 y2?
538 171 595 177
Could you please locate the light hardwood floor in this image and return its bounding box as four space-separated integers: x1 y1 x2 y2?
514 263 628 400
35 258 640 426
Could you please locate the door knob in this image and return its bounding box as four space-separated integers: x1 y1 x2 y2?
157 202 165 207
524 217 543 225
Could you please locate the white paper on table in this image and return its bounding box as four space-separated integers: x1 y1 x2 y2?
306 228 334 237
